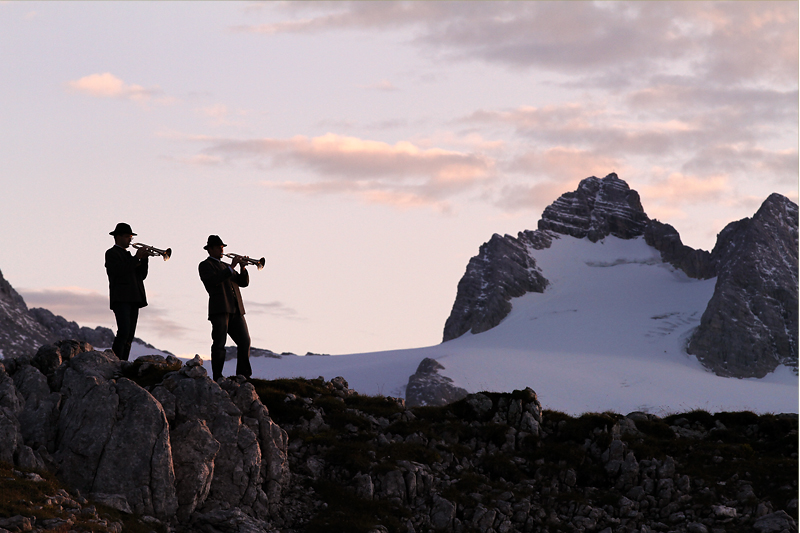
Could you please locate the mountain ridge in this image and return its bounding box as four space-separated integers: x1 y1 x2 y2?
443 173 798 379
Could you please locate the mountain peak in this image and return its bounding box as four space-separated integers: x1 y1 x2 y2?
537 173 649 242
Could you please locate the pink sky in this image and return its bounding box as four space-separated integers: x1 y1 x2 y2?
1 2 797 357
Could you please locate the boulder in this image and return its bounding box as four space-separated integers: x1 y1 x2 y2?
405 358 468 407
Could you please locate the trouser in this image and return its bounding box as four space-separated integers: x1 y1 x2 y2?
209 312 252 380
111 303 139 362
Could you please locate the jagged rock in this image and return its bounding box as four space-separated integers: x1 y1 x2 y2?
442 230 552 341
31 340 92 378
688 193 799 377
0 268 53 359
13 364 61 450
0 362 23 414
538 173 649 242
405 358 468 407
27 307 116 349
430 495 456 530
0 406 22 464
444 173 650 342
644 220 715 279
54 350 178 519
152 366 275 519
442 173 798 378
172 419 220 522
753 510 798 533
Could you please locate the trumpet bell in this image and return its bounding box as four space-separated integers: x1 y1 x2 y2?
162 248 172 261
255 257 265 270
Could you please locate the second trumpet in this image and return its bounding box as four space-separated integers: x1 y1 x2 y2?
224 253 265 271
131 242 172 261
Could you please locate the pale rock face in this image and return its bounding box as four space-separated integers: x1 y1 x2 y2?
171 418 220 522
53 350 178 519
151 367 289 522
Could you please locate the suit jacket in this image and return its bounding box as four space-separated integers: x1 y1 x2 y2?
199 257 249 318
105 245 148 309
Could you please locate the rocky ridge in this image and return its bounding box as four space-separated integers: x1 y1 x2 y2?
443 173 798 378
0 346 796 533
687 193 799 378
0 269 154 358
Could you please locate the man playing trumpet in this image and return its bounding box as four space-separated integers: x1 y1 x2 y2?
198 235 252 381
105 222 149 361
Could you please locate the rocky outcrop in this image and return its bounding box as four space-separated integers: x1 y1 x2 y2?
442 230 553 341
270 379 796 533
443 173 798 378
405 358 468 407
0 269 53 359
444 173 650 342
0 361 797 533
538 173 649 242
687 194 799 377
644 220 715 280
27 307 118 350
0 269 164 360
0 344 290 531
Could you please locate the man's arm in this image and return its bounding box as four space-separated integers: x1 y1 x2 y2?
199 260 233 289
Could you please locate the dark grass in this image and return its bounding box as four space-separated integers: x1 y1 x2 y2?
305 480 410 533
0 462 167 533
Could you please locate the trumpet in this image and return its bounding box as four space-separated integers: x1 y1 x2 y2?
131 242 172 261
223 253 265 271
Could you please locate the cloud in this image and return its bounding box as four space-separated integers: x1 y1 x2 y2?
137 306 192 338
66 72 167 103
19 286 111 326
236 2 797 86
200 132 495 210
246 301 303 320
639 172 730 207
18 286 190 339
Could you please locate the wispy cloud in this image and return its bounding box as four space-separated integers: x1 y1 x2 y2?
198 132 495 211
66 72 171 104
19 286 110 326
246 300 303 320
18 286 190 339
237 2 797 86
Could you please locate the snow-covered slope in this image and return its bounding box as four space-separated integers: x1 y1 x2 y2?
245 235 798 416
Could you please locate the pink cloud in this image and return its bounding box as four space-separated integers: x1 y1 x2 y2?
66 72 166 103
640 172 730 206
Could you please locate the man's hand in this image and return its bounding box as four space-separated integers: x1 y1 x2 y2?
134 247 149 260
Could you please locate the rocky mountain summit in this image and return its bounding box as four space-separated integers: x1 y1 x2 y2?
443 174 798 378
0 346 797 533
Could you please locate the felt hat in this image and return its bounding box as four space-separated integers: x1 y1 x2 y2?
109 222 136 236
204 235 227 250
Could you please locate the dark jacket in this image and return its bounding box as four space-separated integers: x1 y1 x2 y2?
105 245 148 309
199 257 249 318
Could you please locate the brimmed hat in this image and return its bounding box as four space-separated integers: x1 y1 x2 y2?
204 235 227 250
109 222 136 236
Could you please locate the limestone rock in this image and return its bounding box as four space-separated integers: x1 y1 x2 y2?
151 365 277 519
54 351 178 519
538 173 649 242
172 419 220 522
442 230 552 341
688 194 799 377
405 358 468 407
